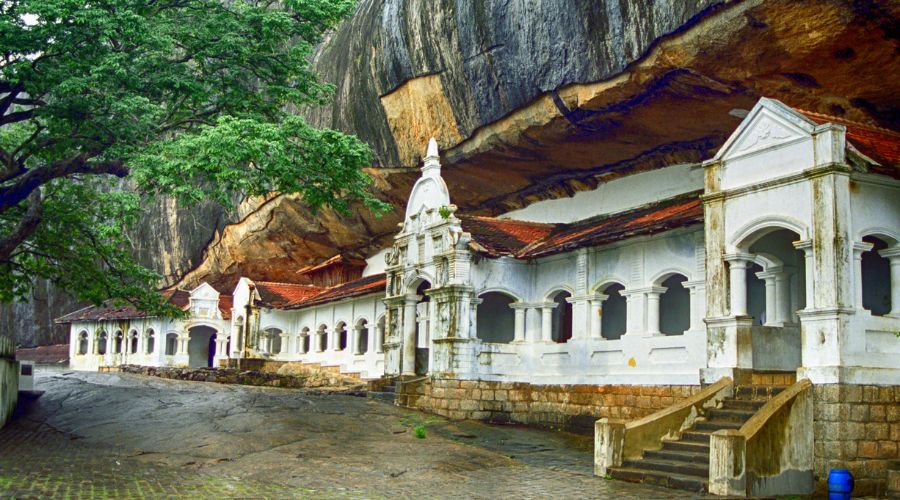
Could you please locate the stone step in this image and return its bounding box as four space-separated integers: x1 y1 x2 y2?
707 407 756 422
367 391 396 403
721 398 766 411
692 419 743 432
735 385 784 400
750 370 796 386
642 448 710 464
623 457 709 477
661 440 710 454
608 466 708 493
681 430 714 444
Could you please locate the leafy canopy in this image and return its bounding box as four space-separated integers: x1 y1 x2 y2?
0 0 387 315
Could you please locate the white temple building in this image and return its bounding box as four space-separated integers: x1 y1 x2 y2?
60 97 899 389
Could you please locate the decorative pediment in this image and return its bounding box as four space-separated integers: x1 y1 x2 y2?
713 98 818 162
190 282 220 300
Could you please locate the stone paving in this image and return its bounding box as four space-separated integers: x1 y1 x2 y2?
0 367 695 499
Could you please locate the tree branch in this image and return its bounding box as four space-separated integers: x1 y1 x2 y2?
0 190 42 262
0 155 129 214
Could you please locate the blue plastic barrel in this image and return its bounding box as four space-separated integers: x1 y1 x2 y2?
828 469 854 500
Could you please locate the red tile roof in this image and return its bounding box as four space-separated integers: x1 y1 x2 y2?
285 273 386 310
460 216 556 257
15 344 69 363
798 110 900 175
55 288 234 323
253 281 324 308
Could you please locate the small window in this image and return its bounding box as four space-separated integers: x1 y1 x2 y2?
21 364 33 376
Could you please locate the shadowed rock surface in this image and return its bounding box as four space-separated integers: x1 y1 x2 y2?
8 0 900 345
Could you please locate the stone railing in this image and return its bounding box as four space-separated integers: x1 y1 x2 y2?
708 378 813 497
594 376 732 476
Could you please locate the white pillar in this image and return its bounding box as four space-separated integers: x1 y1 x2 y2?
853 242 874 310
645 287 666 336
511 304 526 343
589 295 606 339
352 327 361 355
376 324 384 354
622 291 644 336
756 269 778 326
880 247 900 317
541 303 556 342
684 280 705 332
793 241 814 310
402 297 418 376
725 255 750 316
317 329 326 352
279 333 288 355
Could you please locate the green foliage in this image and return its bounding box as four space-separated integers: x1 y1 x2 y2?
0 0 387 314
414 424 426 439
438 205 451 220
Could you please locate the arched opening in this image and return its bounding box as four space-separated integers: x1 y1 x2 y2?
300 327 310 354
97 331 108 355
317 325 328 352
355 319 369 354
113 331 124 354
862 236 891 316
336 322 348 351
165 333 178 356
476 292 515 343
263 328 283 355
187 325 217 368
146 329 155 354
549 290 573 343
659 274 690 335
129 330 139 354
741 227 805 371
599 284 626 340
77 331 89 355
414 280 431 376
746 263 766 326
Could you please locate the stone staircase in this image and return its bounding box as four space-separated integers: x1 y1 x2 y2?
608 378 791 493
367 378 398 403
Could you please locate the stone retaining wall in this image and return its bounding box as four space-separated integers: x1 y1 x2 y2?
813 383 900 496
120 365 365 393
396 378 701 434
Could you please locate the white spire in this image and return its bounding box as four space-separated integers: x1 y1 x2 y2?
422 137 440 176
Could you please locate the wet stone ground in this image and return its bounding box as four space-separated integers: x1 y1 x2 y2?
0 367 694 499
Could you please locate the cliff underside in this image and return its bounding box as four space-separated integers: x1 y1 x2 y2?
6 0 899 345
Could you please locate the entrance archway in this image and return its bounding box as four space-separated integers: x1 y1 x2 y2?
187 325 218 368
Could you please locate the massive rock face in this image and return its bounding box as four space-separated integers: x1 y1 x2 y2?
7 0 899 345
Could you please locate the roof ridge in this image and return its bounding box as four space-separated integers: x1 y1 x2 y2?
460 214 557 227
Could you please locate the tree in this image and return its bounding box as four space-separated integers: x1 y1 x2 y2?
0 0 386 315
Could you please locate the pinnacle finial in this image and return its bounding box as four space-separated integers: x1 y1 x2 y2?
426 137 439 158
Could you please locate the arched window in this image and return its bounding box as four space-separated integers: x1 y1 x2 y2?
550 290 573 343
862 236 891 316
376 315 386 353
336 322 348 351
355 320 369 354
599 284 626 340
129 330 139 354
264 328 283 354
146 329 155 354
476 292 515 343
659 275 690 335
97 331 108 355
317 325 328 352
165 333 178 356
114 331 124 354
77 331 89 355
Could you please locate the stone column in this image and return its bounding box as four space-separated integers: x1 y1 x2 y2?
540 303 557 342
376 324 384 354
622 290 644 336
879 247 900 317
317 329 326 352
588 295 607 339
756 269 778 326
402 297 418 376
793 240 814 310
351 326 361 355
684 280 706 332
416 302 429 348
645 287 666 336
511 303 527 343
774 270 791 324
279 333 289 355
724 254 753 316
852 242 873 310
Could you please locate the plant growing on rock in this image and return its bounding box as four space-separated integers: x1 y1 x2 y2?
0 0 387 315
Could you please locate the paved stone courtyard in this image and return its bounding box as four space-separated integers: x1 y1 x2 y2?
0 367 695 498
